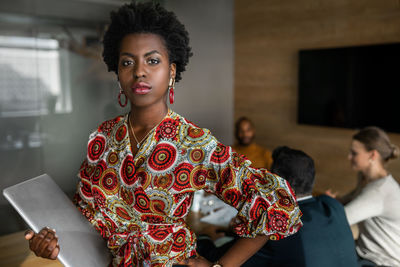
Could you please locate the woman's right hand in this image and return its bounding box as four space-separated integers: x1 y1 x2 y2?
24 227 59 260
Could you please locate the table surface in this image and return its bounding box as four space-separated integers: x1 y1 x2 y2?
0 231 63 267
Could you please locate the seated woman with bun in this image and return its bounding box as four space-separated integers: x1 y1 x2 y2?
341 127 400 266
23 2 302 266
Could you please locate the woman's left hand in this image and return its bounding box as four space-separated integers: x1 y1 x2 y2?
178 256 211 266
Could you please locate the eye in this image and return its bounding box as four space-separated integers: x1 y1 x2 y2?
147 58 160 65
121 59 134 67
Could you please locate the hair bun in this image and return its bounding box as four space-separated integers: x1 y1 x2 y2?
389 144 400 160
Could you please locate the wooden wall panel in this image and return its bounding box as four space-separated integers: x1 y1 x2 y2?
234 0 400 194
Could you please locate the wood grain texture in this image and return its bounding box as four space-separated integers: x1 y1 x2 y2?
0 231 63 267
234 0 400 195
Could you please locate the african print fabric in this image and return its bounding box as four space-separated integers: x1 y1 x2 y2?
75 110 302 266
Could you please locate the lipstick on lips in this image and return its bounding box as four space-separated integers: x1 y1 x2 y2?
131 82 151 95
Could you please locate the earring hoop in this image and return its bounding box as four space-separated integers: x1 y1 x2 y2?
168 77 175 105
118 82 128 107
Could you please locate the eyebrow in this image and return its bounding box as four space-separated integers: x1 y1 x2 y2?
120 50 161 58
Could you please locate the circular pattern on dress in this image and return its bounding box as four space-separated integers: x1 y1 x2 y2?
136 169 151 189
149 190 173 215
181 125 211 147
152 174 173 189
207 168 217 181
87 135 106 162
92 185 106 209
187 127 204 139
104 216 118 233
149 227 172 242
80 160 95 181
222 188 241 208
92 160 107 185
79 180 93 200
172 163 193 191
156 119 178 140
173 196 191 217
148 142 178 173
242 178 256 193
231 152 248 168
120 155 137 187
107 152 119 166
116 206 132 221
189 149 205 164
156 240 172 254
150 199 167 215
249 172 262 183
171 229 187 252
115 124 127 143
135 156 146 168
99 117 119 136
119 187 134 205
268 233 282 241
276 188 295 211
133 187 150 213
141 214 164 224
256 172 278 190
210 143 230 165
100 169 119 195
250 197 269 221
220 166 235 187
190 166 207 189
268 209 289 232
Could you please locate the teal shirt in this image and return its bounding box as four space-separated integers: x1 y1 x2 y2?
242 195 358 267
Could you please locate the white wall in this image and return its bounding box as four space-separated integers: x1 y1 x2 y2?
166 0 234 145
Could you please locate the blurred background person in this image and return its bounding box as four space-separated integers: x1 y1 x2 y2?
232 117 272 169
335 127 400 267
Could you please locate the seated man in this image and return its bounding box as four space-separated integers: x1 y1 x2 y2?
197 146 358 267
242 146 358 267
232 117 272 169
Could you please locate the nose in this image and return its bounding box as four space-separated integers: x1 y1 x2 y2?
134 61 146 79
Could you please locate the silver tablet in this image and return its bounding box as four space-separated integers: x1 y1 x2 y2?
3 174 112 267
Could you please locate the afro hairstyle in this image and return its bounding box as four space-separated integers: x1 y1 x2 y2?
102 1 192 82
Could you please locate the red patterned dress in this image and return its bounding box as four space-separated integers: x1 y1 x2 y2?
75 110 302 266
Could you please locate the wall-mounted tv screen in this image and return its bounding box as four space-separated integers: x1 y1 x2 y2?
298 43 400 133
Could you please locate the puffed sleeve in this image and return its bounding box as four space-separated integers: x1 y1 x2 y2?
204 141 302 240
73 131 115 247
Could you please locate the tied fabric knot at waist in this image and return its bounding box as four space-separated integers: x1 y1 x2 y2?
107 223 185 266
109 230 151 266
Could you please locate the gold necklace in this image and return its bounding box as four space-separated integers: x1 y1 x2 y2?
128 112 167 149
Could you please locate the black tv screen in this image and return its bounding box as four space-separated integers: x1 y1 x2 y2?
298 43 400 133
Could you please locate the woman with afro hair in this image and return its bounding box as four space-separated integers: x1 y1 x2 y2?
25 2 302 266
